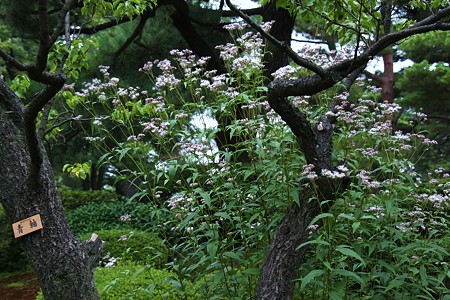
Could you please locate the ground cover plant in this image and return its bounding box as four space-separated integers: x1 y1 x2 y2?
63 22 450 299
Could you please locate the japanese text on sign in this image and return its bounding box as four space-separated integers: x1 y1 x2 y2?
12 214 43 238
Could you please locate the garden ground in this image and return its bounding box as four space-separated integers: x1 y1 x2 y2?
0 272 39 300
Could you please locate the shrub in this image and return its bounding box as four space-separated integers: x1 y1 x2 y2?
80 229 168 268
59 188 118 211
67 202 156 236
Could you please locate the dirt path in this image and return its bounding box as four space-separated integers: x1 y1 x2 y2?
0 272 40 300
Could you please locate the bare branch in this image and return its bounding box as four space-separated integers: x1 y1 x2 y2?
383 0 393 35
38 100 53 140
219 7 264 17
165 0 227 73
411 5 450 27
276 18 450 99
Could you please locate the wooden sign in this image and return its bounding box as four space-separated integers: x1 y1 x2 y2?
12 214 43 238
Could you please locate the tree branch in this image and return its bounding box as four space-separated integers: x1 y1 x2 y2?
38 100 53 140
24 76 65 185
111 9 153 69
0 49 34 72
225 0 328 78
162 0 227 73
77 17 134 35
36 0 51 73
362 69 382 82
219 7 264 17
49 0 81 45
270 16 450 100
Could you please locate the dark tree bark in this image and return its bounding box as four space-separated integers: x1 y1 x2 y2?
261 0 295 77
0 83 103 299
0 1 104 299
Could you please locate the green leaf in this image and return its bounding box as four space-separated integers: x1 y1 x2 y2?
207 241 218 258
130 267 146 281
117 147 131 162
223 251 242 261
301 269 325 289
333 269 365 287
336 245 366 266
419 265 428 287
385 279 405 292
214 212 232 221
296 239 330 250
352 221 360 233
241 268 260 275
307 213 334 228
143 284 155 295
338 213 355 220
322 261 333 271
197 189 212 207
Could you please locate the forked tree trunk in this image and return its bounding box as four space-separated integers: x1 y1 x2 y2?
0 92 103 299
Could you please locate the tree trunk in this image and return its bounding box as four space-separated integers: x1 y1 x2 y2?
256 187 322 299
262 0 295 77
255 174 346 299
0 93 103 299
380 50 394 103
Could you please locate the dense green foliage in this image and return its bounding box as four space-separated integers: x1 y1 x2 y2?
67 201 157 236
62 23 450 298
396 31 450 171
60 188 118 210
399 31 449 64
80 229 168 268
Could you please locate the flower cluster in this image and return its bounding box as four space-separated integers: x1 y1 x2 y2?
167 191 194 210
301 164 318 180
100 252 119 268
357 170 380 189
142 118 169 137
321 168 347 179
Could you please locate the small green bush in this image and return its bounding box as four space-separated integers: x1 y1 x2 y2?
59 188 118 211
67 202 156 236
80 229 168 268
